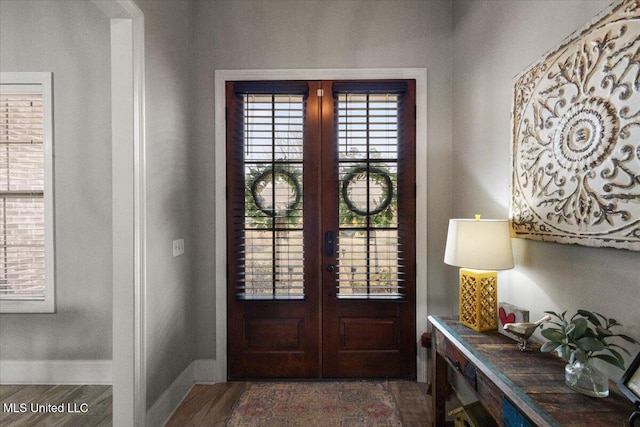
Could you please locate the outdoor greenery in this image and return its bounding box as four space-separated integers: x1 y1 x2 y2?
245 163 399 229
339 164 397 229
245 165 303 229
244 162 401 296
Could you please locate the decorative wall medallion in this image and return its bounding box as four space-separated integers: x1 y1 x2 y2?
511 0 640 250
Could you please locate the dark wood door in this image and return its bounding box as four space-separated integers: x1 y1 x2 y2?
320 80 416 378
226 80 415 380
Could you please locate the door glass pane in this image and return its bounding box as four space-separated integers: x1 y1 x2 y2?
239 94 305 299
336 93 403 299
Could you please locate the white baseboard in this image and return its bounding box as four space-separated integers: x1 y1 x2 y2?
146 362 195 427
146 358 222 427
0 360 112 384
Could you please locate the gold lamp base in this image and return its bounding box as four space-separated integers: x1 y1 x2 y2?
458 268 498 331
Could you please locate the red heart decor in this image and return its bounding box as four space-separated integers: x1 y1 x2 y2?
499 307 516 326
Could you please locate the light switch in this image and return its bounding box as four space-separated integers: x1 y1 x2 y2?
172 238 185 257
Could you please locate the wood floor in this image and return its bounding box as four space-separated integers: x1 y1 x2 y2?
0 381 460 426
0 384 112 427
167 380 459 427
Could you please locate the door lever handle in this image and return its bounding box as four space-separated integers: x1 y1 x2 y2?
324 231 335 257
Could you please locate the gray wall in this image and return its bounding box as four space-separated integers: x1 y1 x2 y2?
134 0 196 410
0 0 112 360
191 0 455 360
452 0 640 379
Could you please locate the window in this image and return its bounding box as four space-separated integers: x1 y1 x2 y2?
227 80 415 301
227 82 308 300
334 82 414 299
0 72 54 313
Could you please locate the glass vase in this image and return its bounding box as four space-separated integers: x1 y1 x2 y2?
564 360 609 397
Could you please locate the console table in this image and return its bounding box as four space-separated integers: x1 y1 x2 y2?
429 316 634 427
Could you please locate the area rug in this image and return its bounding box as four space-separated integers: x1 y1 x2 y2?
226 381 403 426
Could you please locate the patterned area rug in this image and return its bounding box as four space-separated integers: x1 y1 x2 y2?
226 381 403 426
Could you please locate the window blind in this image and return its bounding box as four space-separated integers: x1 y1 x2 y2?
0 92 46 300
226 80 415 302
228 84 307 300
334 83 410 299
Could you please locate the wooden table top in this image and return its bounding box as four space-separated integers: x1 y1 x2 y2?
430 316 635 427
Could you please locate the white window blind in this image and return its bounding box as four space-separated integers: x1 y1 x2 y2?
0 73 54 313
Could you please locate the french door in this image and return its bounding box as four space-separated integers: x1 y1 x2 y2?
226 79 416 379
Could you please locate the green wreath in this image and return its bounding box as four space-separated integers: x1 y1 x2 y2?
250 167 302 218
341 165 393 216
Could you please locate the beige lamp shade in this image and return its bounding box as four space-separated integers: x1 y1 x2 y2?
444 218 514 271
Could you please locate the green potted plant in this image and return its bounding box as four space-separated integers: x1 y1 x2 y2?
540 309 638 397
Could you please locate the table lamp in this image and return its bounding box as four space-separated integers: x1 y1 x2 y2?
444 215 514 331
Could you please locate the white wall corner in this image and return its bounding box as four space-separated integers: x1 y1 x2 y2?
146 359 222 427
0 360 112 385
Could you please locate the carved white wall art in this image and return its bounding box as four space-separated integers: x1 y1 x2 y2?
511 0 640 251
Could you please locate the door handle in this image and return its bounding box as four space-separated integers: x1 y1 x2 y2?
324 231 335 257
326 264 335 273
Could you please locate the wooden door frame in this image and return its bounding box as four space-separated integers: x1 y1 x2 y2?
214 68 428 383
